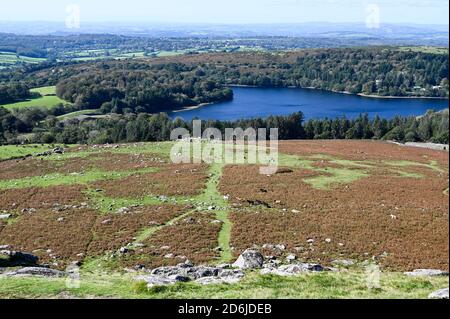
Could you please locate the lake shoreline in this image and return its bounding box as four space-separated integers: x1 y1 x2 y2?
170 102 214 113
171 86 449 121
227 84 449 100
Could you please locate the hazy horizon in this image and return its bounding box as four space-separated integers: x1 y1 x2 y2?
0 0 448 25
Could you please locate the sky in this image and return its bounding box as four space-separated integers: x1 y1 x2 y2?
0 0 448 25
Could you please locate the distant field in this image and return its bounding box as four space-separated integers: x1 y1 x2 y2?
1 86 68 110
0 51 46 66
0 144 56 161
397 46 449 54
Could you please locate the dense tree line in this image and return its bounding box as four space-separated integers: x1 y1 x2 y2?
191 49 448 97
55 62 233 113
0 83 35 104
1 106 448 145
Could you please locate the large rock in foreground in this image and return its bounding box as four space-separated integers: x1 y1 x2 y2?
0 250 39 267
428 288 449 299
232 249 264 269
260 263 325 276
2 267 67 278
136 263 244 288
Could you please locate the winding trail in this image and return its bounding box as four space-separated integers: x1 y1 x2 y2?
127 162 233 263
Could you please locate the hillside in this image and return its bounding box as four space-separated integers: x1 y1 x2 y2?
0 140 448 298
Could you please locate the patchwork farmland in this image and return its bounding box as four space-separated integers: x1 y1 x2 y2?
0 140 448 298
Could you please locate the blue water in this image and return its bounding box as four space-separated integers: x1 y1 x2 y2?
170 87 449 121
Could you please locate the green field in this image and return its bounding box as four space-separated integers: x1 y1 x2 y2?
1 86 68 110
397 46 449 55
0 144 58 161
0 51 46 66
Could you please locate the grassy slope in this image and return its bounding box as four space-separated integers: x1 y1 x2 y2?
1 86 68 110
0 144 58 161
0 142 448 299
0 271 447 299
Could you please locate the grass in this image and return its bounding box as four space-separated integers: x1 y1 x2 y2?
384 160 445 173
38 142 174 162
1 86 68 110
0 144 60 161
278 153 370 189
277 153 446 190
303 168 369 190
0 167 159 190
196 163 233 263
0 270 447 299
30 86 56 96
132 209 194 244
85 187 188 214
397 46 449 55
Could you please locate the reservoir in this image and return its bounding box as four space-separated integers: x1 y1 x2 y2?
170 87 449 121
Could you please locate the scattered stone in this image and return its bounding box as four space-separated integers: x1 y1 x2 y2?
101 219 112 225
217 263 231 269
183 217 196 224
232 249 264 269
306 239 314 244
195 271 244 285
332 259 355 267
2 267 67 278
428 288 449 299
291 209 300 213
261 263 325 276
164 253 174 259
118 247 129 254
286 254 297 262
136 274 181 287
57 217 64 222
0 214 11 220
116 207 130 214
325 238 332 243
137 264 245 288
275 244 286 251
404 269 449 277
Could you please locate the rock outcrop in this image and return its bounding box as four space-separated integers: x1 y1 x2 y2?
232 249 264 269
136 263 245 288
1 267 67 278
0 250 39 267
428 288 449 299
404 269 449 277
260 263 326 276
